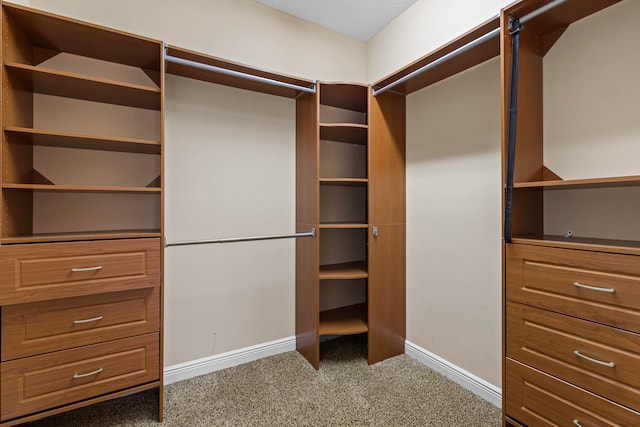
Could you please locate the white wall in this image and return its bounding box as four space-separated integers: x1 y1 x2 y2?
543 0 640 241
406 58 502 387
366 0 510 82
29 0 366 82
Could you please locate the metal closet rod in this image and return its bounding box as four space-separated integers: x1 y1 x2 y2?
165 228 316 247
373 24 500 97
164 49 317 95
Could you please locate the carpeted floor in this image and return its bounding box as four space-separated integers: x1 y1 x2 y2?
26 335 501 426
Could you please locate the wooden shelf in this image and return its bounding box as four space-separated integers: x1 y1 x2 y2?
319 303 368 336
319 124 368 145
320 83 368 113
2 3 161 70
165 45 315 99
509 0 622 37
319 223 368 229
4 127 161 154
0 230 162 245
2 184 161 193
319 261 368 280
511 235 640 256
5 63 161 110
514 175 640 190
373 16 499 95
320 178 368 186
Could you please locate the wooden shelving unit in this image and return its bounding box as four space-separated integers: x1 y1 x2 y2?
319 304 368 335
501 1 640 425
0 2 164 425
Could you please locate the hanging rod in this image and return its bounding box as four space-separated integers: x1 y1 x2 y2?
164 48 316 95
165 228 316 247
373 25 500 96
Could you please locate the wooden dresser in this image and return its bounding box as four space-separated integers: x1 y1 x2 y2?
0 2 164 425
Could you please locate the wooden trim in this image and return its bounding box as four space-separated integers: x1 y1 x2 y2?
165 45 314 99
373 16 500 94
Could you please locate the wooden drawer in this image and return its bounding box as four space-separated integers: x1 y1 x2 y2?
507 301 640 412
506 243 640 333
0 238 160 304
0 333 159 421
506 358 640 426
2 287 160 361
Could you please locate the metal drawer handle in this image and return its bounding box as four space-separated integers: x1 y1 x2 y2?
573 281 615 293
72 367 103 379
573 350 615 368
71 266 103 272
73 316 104 324
573 420 583 427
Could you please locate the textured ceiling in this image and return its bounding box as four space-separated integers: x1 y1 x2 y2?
255 0 420 42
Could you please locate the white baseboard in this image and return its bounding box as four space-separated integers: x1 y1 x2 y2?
405 340 502 408
164 336 296 385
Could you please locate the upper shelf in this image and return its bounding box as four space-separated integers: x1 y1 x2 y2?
319 124 368 145
5 62 161 110
373 16 500 95
319 83 368 113
504 0 623 37
514 175 640 190
2 2 161 70
5 127 161 154
165 45 315 99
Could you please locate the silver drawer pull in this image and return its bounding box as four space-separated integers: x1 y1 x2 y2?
573 350 615 368
72 367 103 379
573 281 615 293
73 316 104 324
573 420 583 427
71 266 103 272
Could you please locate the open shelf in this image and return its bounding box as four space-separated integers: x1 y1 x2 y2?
511 235 640 255
2 184 161 193
320 178 368 185
514 175 640 190
319 261 368 280
319 223 368 229
319 303 368 336
320 83 368 113
4 127 161 154
319 124 368 145
1 229 162 245
5 63 161 110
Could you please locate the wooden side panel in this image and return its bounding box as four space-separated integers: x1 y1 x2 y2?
368 88 406 364
295 90 319 368
368 223 406 364
369 89 406 225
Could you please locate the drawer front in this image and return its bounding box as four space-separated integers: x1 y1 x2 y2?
0 333 159 421
507 301 640 412
0 238 160 304
506 359 640 426
2 287 160 360
506 244 640 333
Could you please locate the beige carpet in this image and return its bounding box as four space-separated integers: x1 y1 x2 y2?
26 335 501 426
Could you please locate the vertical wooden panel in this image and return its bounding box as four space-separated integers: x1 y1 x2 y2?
369 89 406 225
368 88 406 364
368 223 406 364
295 90 320 368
